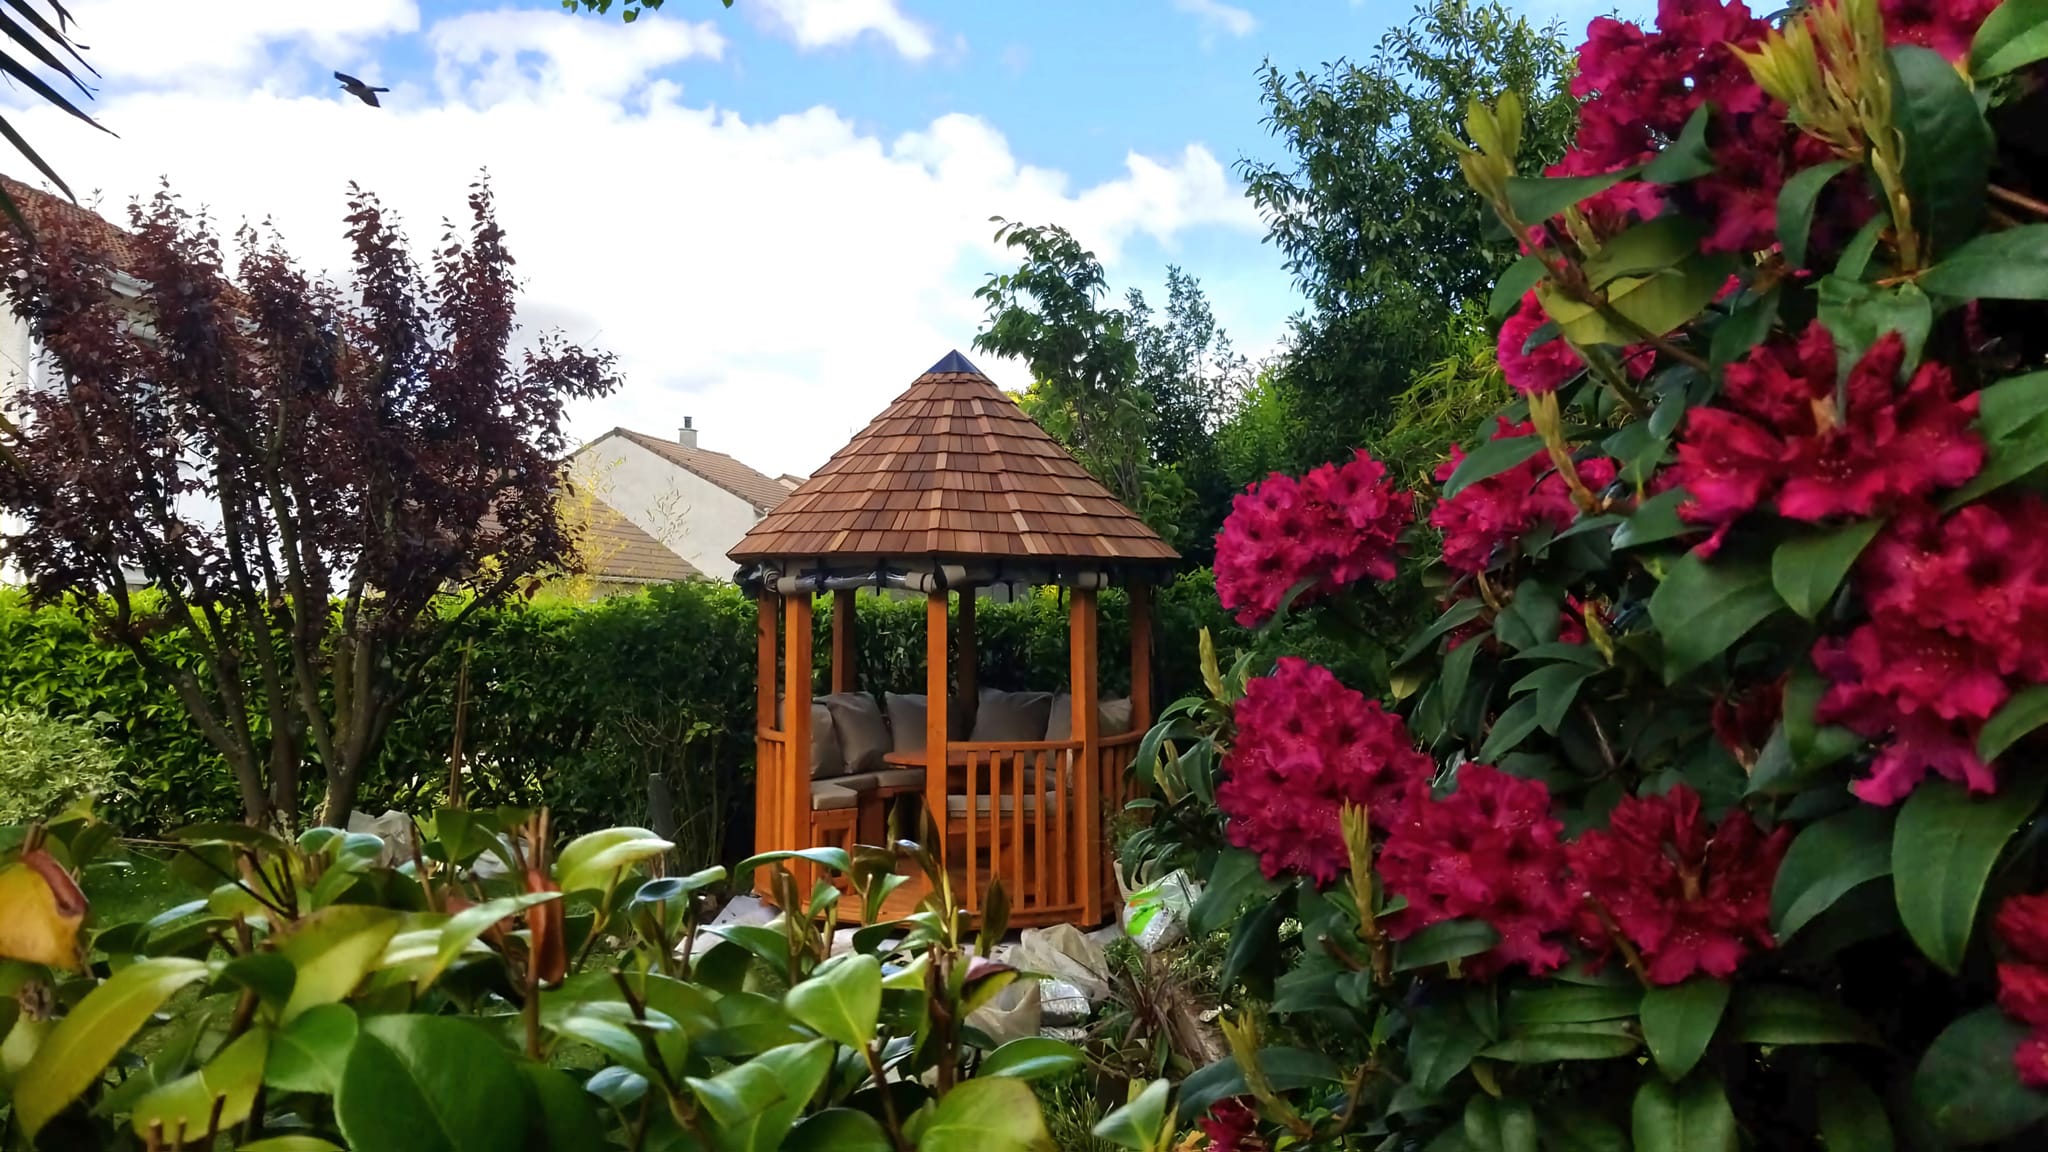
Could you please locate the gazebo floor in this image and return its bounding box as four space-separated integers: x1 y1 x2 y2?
765 856 1107 930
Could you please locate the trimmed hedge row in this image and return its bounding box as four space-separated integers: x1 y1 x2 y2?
0 575 1246 859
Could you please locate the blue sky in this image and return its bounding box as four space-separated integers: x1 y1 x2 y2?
12 0 1640 477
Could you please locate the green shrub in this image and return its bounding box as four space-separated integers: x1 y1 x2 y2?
0 705 120 824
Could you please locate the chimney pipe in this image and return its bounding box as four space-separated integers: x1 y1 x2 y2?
677 416 698 449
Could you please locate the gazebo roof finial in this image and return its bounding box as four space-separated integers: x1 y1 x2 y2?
924 349 984 376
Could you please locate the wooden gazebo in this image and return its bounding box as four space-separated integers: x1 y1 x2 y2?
729 351 1179 926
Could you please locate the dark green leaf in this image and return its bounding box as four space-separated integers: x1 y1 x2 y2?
1173 1049 1342 1123
1977 371 2048 442
583 1066 647 1110
1585 217 1708 288
1772 519 1882 620
1506 166 1641 225
1539 1107 1629 1152
1945 410 2048 508
1220 899 1285 992
1640 979 1728 1082
1465 1095 1539 1152
1632 1077 1737 1152
1837 214 1887 281
690 1039 833 1152
1894 773 2048 972
786 953 881 1049
1494 580 1564 651
1783 661 1864 776
1914 1006 2048 1146
1921 223 2048 300
1502 985 1641 1026
1817 1071 1895 1152
1444 435 1545 498
1709 286 1781 368
1400 598 1489 666
1480 696 1544 762
784 1109 893 1152
1642 104 1714 184
1982 684 2048 763
336 1015 529 1152
1817 277 1932 379
1778 160 1851 270
1439 639 1482 722
979 1037 1084 1081
1647 552 1783 682
523 1065 606 1152
1732 985 1878 1046
1482 1021 1639 1062
1893 45 1993 256
1613 489 1693 550
267 1003 359 1095
1409 1000 1489 1095
1091 1078 1170 1151
1773 804 1896 941
1189 849 1277 939
1973 0 2048 78
1491 254 1549 320
1395 919 1501 973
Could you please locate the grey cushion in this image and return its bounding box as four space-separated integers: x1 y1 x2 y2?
812 782 859 811
884 684 970 750
822 692 890 774
971 688 1053 743
1044 695 1136 742
838 768 927 793
778 694 845 778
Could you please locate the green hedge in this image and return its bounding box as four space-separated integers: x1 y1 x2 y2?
0 575 1243 859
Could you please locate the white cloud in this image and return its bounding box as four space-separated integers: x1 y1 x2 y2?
62 0 420 89
1172 0 1256 40
8 6 1260 480
751 0 937 60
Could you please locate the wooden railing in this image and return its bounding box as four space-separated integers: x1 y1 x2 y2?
754 728 789 895
954 740 1083 919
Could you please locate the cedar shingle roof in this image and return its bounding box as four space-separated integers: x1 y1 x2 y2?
729 351 1178 567
606 428 794 514
581 499 700 584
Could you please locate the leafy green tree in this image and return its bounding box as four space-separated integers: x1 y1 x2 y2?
976 223 1252 557
1238 0 1576 467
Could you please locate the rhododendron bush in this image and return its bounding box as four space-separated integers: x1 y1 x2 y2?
1103 1 2048 1149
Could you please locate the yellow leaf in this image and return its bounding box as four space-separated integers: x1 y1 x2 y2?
0 851 86 970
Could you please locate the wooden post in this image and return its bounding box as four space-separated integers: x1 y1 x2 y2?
754 593 778 895
831 588 856 695
925 590 950 867
784 593 815 887
956 589 977 727
1130 582 1153 733
1070 588 1101 924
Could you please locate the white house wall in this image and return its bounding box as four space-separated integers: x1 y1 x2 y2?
0 311 30 585
576 434 759 581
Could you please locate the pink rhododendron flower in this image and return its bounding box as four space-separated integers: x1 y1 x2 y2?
1670 327 1983 545
1568 785 1789 985
1996 894 2048 1087
1200 1099 1267 1152
1215 658 1432 885
1882 0 1999 61
1432 419 1618 574
1379 764 1575 976
1499 292 1583 397
1816 496 2048 804
1557 1 1829 255
1214 450 1414 628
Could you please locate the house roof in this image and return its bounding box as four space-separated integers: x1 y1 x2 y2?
4 175 147 274
580 499 701 584
592 428 794 515
729 350 1178 568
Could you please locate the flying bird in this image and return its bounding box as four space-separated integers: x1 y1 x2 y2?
334 72 389 108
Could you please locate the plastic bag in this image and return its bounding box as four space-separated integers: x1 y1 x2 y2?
965 979 1042 1046
1038 978 1092 1026
1122 869 1198 952
1014 924 1111 1003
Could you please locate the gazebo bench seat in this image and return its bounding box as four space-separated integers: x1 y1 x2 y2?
812 782 861 811
832 767 926 793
